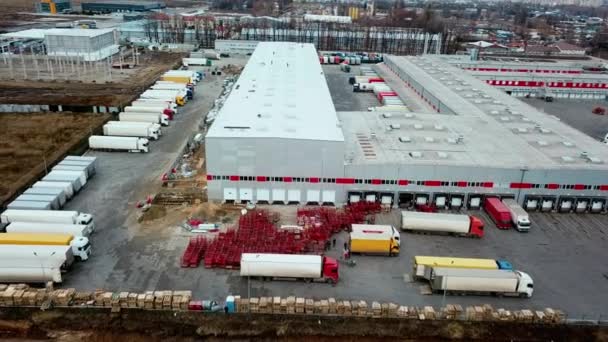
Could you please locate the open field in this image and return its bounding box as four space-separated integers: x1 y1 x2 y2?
0 112 109 206
0 52 184 107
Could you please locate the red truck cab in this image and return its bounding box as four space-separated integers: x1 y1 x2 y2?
322 256 339 284
484 197 512 229
468 215 485 238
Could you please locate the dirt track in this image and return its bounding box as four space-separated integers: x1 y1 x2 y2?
0 112 110 207
0 52 185 106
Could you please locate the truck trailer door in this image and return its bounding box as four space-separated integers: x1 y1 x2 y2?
272 189 286 204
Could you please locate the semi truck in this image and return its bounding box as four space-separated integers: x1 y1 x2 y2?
13 194 61 210
0 209 94 230
103 122 160 140
119 112 169 126
502 198 531 232
89 136 149 153
413 256 513 280
401 211 484 238
428 268 534 298
484 197 512 229
240 253 339 284
349 224 400 256
23 187 67 207
7 222 93 237
107 120 161 135
124 105 175 117
140 89 185 106
182 57 210 66
0 245 75 270
132 99 178 112
151 84 192 100
163 70 201 83
32 181 74 199
7 201 52 210
0 233 91 260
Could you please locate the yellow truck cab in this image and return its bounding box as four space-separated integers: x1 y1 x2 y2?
349 224 400 256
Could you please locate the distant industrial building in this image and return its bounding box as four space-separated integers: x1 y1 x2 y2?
44 28 119 61
81 0 165 13
38 0 72 14
206 42 608 213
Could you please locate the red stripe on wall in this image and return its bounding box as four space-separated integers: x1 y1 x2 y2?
424 180 441 186
599 185 608 191
398 180 409 186
510 183 532 189
256 176 267 182
573 184 586 190
206 175 213 181
482 182 494 188
283 177 292 183
309 177 319 183
456 181 468 187
229 175 239 181
336 178 355 184
371 179 382 185
546 183 559 189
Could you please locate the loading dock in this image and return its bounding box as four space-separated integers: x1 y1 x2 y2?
398 192 414 208
558 196 574 213
540 196 556 212
523 195 541 211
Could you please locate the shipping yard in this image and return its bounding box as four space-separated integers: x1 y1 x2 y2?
1 1 608 339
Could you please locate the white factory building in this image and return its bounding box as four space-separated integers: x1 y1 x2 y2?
206 42 608 213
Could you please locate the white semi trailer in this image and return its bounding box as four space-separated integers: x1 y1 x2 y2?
401 211 485 238
103 122 160 140
132 99 178 112
13 194 61 210
32 181 74 199
124 105 174 116
0 209 94 230
502 199 531 232
119 112 169 126
88 136 149 153
41 171 84 192
7 222 93 237
46 170 87 188
7 200 51 210
429 268 534 298
0 258 64 284
62 156 97 176
52 164 90 179
23 187 67 207
0 245 74 270
240 253 339 284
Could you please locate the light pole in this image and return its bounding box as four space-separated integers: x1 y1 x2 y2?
516 167 528 203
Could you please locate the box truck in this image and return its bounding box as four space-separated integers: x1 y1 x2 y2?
107 120 161 135
23 187 67 207
0 256 64 284
484 197 512 229
7 200 52 210
428 268 534 298
119 112 169 126
240 253 339 284
132 99 178 112
413 256 512 280
14 194 61 210
0 209 94 230
124 105 175 117
41 172 83 193
401 211 484 238
7 222 92 237
0 233 91 260
32 181 74 199
502 198 531 232
0 245 74 270
88 136 149 153
103 122 160 140
349 224 400 256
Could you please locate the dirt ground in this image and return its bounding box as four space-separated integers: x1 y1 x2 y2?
0 52 185 107
0 112 109 207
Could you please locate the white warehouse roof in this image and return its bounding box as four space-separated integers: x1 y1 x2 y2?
206 42 344 142
345 56 608 170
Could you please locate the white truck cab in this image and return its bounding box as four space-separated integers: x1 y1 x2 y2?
71 237 92 261
514 215 531 232
516 271 534 298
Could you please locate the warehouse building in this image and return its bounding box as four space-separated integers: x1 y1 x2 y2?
205 43 608 213
81 0 165 13
44 28 119 61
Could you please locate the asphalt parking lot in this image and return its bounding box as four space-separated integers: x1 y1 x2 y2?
323 65 379 111
58 59 608 319
523 98 608 141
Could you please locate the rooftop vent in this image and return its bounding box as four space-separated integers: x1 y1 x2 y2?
434 124 445 131
436 152 448 159
522 117 531 122
589 157 603 164
458 135 464 143
516 127 528 133
500 116 510 122
424 137 435 143
472 88 479 92
537 140 549 146
492 100 501 104
399 136 412 143
447 138 458 144
382 113 392 118
464 94 473 98
490 110 500 115
414 124 424 130
540 128 552 134
562 141 575 147
390 124 401 130
409 151 423 158
405 113 415 118
473 99 483 104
